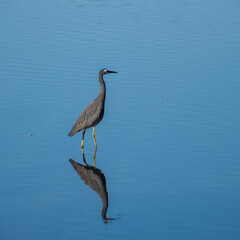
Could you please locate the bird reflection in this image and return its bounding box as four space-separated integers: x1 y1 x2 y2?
69 148 114 223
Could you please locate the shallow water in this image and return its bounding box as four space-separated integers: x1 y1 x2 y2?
1 0 240 239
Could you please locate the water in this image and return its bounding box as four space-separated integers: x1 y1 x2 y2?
1 0 240 239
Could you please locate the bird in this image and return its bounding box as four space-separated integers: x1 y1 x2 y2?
68 68 117 148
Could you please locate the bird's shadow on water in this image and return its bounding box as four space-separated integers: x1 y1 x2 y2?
69 148 115 224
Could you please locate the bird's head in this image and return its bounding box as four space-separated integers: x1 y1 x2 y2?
100 68 118 75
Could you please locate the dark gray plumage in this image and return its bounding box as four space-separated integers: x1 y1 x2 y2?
68 68 117 148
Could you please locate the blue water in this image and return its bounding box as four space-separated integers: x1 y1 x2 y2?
1 0 240 239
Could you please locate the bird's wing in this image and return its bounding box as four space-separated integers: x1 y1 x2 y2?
76 99 101 127
68 98 101 136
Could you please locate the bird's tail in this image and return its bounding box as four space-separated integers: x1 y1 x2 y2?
68 125 81 137
68 129 75 137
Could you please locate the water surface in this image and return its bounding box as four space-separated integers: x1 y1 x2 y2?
0 0 240 239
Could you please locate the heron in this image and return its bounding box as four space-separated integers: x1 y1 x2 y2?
68 68 117 148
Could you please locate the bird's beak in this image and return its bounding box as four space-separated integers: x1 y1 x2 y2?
107 70 118 74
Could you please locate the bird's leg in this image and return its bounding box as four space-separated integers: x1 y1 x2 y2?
92 127 97 148
81 129 86 149
93 145 97 167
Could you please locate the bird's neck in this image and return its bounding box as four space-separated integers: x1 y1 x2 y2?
98 74 106 102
